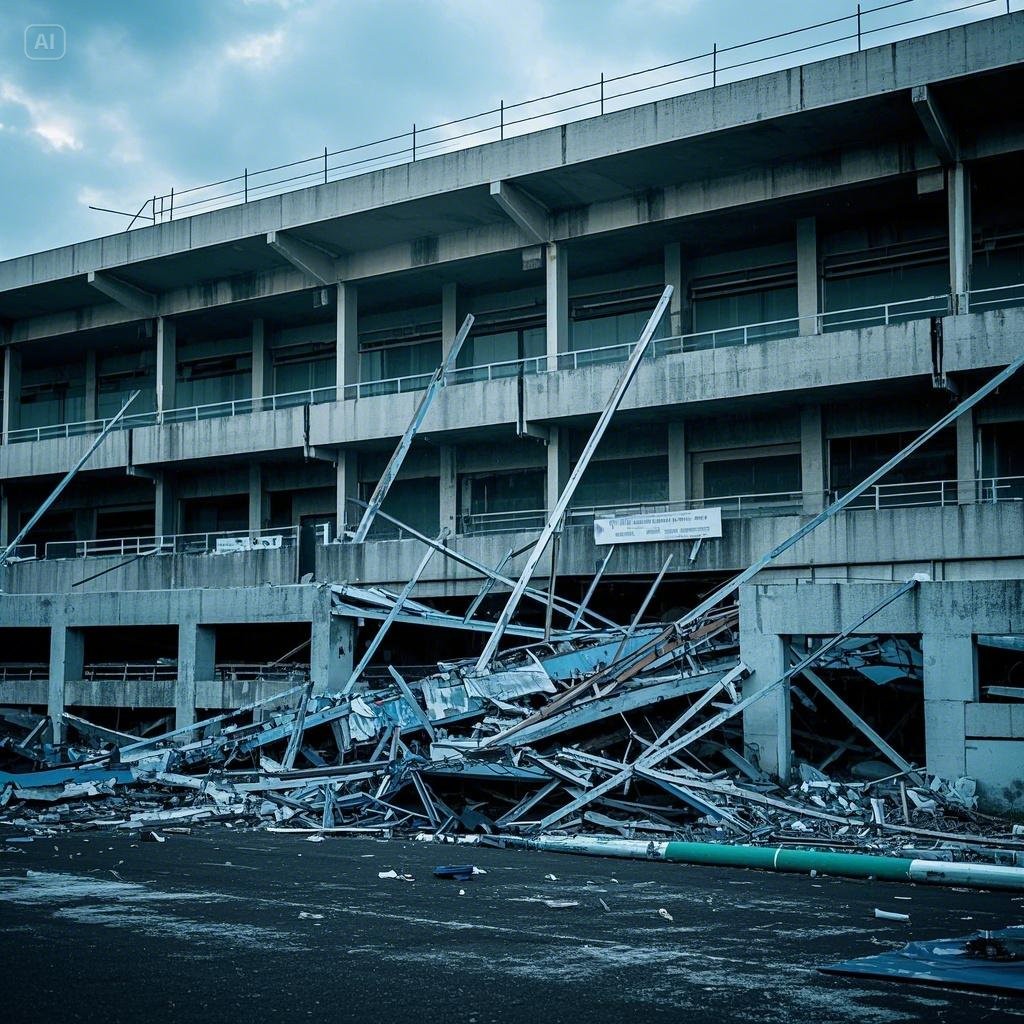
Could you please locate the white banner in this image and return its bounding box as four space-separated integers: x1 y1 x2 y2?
593 507 722 546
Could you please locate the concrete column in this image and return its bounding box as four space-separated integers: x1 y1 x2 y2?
800 404 827 514
310 588 355 694
156 317 176 416
442 282 459 358
336 282 359 398
83 350 98 422
668 421 688 503
176 620 216 729
335 450 359 538
154 472 176 538
546 427 571 514
251 318 269 405
2 346 22 439
439 444 458 535
0 484 10 548
664 242 684 338
948 163 972 314
248 464 268 534
545 243 569 370
922 631 975 779
739 604 791 781
796 216 819 336
48 613 84 746
956 408 977 505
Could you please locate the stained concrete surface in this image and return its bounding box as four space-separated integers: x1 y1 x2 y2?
0 827 1021 1023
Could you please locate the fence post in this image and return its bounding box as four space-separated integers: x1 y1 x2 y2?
500 100 504 140
600 73 605 114
169 188 174 221
713 44 717 86
874 485 880 512
412 124 416 161
857 4 862 51
244 168 248 203
324 146 328 184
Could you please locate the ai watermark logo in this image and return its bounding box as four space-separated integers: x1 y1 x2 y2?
25 24 66 61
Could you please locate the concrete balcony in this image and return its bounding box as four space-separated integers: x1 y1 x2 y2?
316 500 1024 596
2 306 1020 479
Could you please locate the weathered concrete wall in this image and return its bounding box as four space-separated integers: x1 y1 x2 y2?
1 546 297 594
739 579 1024 812
315 502 1024 596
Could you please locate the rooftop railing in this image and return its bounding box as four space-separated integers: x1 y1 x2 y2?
104 0 1007 228
3 285 1021 446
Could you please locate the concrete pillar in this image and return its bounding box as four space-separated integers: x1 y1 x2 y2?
248 464 268 534
796 216 819 337
668 422 688 503
335 450 359 538
0 484 10 548
48 613 84 746
442 282 459 358
922 631 975 779
739 600 790 781
336 282 359 398
83 349 98 422
546 427 571 514
155 472 175 538
956 409 977 505
176 620 216 729
664 242 684 338
310 588 355 694
439 444 458 535
156 317 176 416
251 318 269 405
545 242 569 370
2 346 22 439
948 163 972 315
800 404 827 514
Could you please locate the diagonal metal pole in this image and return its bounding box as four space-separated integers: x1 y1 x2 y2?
474 286 672 672
1 390 140 568
350 315 475 543
612 553 672 662
341 532 446 694
570 545 616 629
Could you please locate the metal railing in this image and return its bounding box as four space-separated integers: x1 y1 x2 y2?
968 280 1024 312
104 0 1006 228
216 663 310 684
0 664 49 682
40 525 299 562
4 286 1022 447
458 476 1024 534
83 663 178 683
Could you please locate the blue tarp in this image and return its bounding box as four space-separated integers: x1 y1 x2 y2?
0 766 137 787
821 928 1024 996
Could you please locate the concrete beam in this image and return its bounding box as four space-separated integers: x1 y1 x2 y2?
490 180 550 244
86 270 156 317
266 230 339 287
2 345 21 438
911 85 958 164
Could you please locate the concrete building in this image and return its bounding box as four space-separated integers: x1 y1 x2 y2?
1 13 1022 807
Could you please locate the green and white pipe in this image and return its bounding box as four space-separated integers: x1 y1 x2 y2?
507 835 1024 892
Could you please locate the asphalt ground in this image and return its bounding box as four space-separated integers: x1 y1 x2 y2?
1 825 1021 1024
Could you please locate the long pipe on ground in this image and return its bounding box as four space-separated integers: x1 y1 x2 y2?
504 834 1024 892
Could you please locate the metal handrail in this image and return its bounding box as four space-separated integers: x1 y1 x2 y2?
968 280 1024 311
41 525 299 561
83 663 178 682
105 0 1001 227
4 287 1022 445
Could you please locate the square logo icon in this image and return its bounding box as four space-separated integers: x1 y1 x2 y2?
25 24 66 61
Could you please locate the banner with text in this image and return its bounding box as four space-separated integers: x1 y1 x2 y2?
593 507 722 546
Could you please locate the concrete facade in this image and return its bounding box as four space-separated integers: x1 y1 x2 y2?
1 14 1023 802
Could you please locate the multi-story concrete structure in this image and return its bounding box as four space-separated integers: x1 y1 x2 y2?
1 13 1022 806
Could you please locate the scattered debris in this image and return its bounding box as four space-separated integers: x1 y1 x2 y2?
874 908 910 922
658 908 674 922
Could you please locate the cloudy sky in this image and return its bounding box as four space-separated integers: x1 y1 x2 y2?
0 0 1007 259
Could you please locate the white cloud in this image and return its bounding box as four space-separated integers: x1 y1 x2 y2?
224 28 285 66
0 80 82 152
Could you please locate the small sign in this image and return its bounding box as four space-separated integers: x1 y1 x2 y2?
594 507 722 546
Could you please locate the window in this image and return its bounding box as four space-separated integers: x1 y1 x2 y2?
702 453 801 499
691 264 798 343
572 456 669 509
